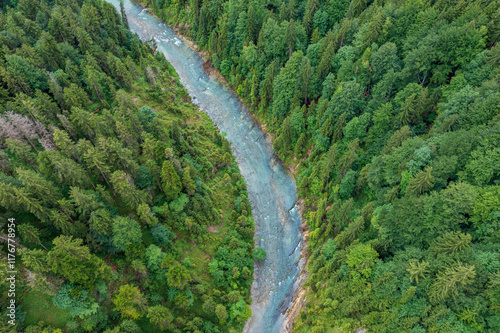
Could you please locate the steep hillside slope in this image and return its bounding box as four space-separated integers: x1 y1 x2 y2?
0 1 255 332
141 0 500 331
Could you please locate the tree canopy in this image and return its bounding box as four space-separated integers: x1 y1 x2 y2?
142 0 500 331
0 0 255 332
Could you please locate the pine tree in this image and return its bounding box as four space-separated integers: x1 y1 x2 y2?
246 6 257 43
64 84 91 109
429 264 476 303
82 145 111 187
347 0 367 18
16 167 61 205
294 133 308 158
334 216 364 248
260 61 278 111
406 166 434 195
182 166 196 195
285 20 297 58
120 0 129 29
320 144 337 184
286 0 297 20
38 32 63 71
10 186 47 221
84 66 105 105
18 224 48 250
19 248 50 272
110 170 148 210
276 117 292 153
382 126 412 154
362 10 383 48
316 39 335 79
272 51 304 120
302 0 318 36
49 209 76 236
5 139 38 171
88 208 113 237
301 58 313 104
114 59 133 90
332 112 347 143
161 160 182 201
250 71 259 108
137 203 159 227
406 260 429 284
38 151 90 188
48 235 109 290
337 139 360 177
69 187 103 218
430 231 472 255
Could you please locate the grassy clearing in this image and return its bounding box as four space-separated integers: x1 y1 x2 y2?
22 290 72 329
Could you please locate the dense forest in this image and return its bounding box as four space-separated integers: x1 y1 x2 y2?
0 0 258 332
140 0 500 331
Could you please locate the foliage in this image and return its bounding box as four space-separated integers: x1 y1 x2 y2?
147 305 172 329
112 284 146 320
252 247 267 261
112 217 142 252
0 0 255 331
141 0 500 330
165 261 191 289
53 284 98 319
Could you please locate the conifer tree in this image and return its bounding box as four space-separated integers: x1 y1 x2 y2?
82 145 111 187
16 167 61 204
382 126 411 154
137 203 159 227
334 216 364 248
110 170 148 210
38 151 89 188
161 160 182 201
430 231 472 255
69 187 103 218
120 0 129 29
19 248 50 273
112 216 142 252
406 166 434 195
18 224 48 250
429 264 476 303
332 112 347 143
406 260 429 284
294 133 308 158
48 235 109 289
276 117 292 153
38 32 63 71
89 208 113 237
182 166 196 195
337 139 360 177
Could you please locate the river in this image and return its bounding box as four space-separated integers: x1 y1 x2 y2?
106 1 305 331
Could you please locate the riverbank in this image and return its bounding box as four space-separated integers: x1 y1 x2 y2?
282 197 310 332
